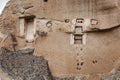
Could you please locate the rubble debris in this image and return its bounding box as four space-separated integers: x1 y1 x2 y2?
74 76 88 80
0 47 52 80
17 48 34 55
100 71 120 80
0 68 13 80
37 31 48 37
53 77 75 80
0 47 77 80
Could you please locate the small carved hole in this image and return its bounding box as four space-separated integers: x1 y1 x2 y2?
77 63 79 66
81 62 84 66
76 67 81 70
93 60 98 64
44 0 48 2
76 18 84 23
65 19 70 23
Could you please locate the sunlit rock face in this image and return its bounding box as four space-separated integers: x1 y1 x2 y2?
0 0 120 79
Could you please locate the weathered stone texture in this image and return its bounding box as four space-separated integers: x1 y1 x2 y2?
0 0 120 79
0 47 52 80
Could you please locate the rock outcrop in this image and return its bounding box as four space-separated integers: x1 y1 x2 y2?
0 0 120 79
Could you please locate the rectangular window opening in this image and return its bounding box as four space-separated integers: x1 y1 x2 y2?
19 15 36 43
74 34 83 44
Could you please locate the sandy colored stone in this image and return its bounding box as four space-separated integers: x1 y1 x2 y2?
0 0 120 79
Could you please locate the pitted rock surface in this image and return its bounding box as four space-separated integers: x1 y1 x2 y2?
100 71 120 80
0 47 52 80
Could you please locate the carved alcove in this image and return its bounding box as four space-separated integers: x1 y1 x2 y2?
19 15 36 43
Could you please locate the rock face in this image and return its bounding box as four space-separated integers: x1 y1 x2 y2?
0 48 119 80
0 48 84 80
0 0 120 79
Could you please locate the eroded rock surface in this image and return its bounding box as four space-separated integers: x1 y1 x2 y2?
0 0 120 79
0 47 120 80
0 48 78 80
100 71 120 80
